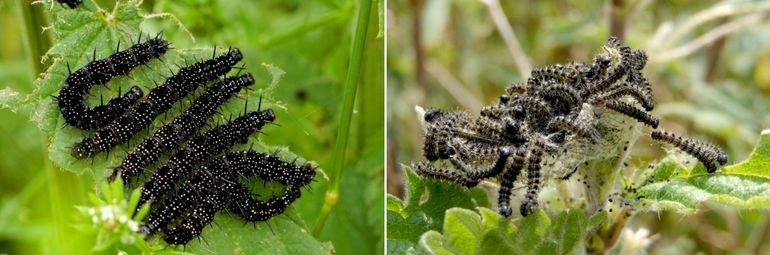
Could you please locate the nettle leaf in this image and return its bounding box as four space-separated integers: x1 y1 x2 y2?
35 0 187 175
633 129 770 212
386 165 487 253
33 1 326 253
419 208 592 255
184 208 333 254
33 1 289 178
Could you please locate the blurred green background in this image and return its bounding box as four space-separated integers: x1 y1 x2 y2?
0 0 383 254
387 0 770 254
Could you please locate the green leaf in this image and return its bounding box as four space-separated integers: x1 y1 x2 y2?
633 129 770 212
389 166 595 255
418 208 590 255
387 194 404 212
101 181 112 204
316 130 384 254
512 210 551 253
184 208 333 255
33 1 175 175
404 165 482 225
478 208 516 255
33 1 290 178
724 130 770 177
587 211 608 230
387 208 431 243
442 208 482 254
551 210 587 254
386 165 485 245
133 201 151 222
127 187 142 218
387 239 421 255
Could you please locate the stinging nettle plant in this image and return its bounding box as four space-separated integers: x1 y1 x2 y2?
3 0 337 253
387 37 770 254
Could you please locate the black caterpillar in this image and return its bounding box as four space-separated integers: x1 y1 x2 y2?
56 37 314 245
142 150 316 244
109 74 256 185
651 130 727 173
227 184 302 223
56 37 169 130
56 0 81 8
604 100 659 128
414 37 728 217
71 48 243 158
163 184 303 245
139 157 233 236
222 151 317 187
138 109 276 208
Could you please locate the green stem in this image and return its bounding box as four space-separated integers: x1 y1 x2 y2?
312 0 374 237
19 2 88 253
18 1 54 75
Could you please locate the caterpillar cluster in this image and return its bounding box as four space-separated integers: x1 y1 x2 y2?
55 36 168 131
414 37 727 217
138 109 276 207
109 74 256 185
71 47 243 158
141 151 316 245
57 37 316 245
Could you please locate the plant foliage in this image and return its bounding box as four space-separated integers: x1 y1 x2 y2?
388 129 770 254
0 0 386 253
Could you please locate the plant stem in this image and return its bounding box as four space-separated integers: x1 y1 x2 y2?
481 0 531 76
19 2 89 253
313 0 374 237
18 0 54 75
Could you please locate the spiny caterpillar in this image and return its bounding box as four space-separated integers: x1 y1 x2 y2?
651 130 727 173
56 36 168 130
109 74 256 185
142 150 316 244
56 36 316 245
220 150 317 187
71 47 243 158
138 109 276 209
414 37 727 217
